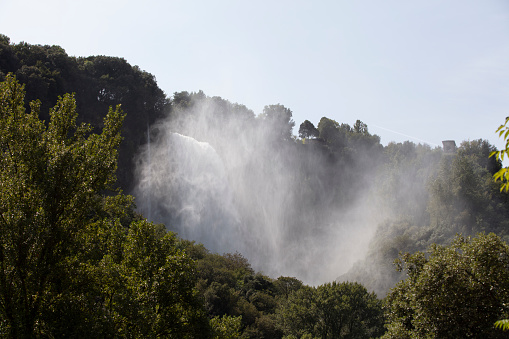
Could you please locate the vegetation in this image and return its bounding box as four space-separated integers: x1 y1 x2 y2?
0 75 209 338
342 138 509 296
490 116 509 192
298 119 319 140
277 282 384 338
0 34 169 191
2 34 509 338
384 233 509 338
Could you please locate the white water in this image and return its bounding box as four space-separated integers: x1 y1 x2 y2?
133 100 382 285
146 123 152 221
135 132 242 254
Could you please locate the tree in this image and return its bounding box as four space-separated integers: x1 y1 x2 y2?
314 282 384 339
0 74 124 337
383 233 509 338
0 37 171 192
0 74 211 338
317 117 349 151
260 104 295 141
299 120 319 139
118 220 211 338
273 276 303 299
317 117 339 143
276 286 317 337
426 140 509 241
489 117 509 333
276 282 384 338
211 315 243 339
353 120 367 135
460 139 500 175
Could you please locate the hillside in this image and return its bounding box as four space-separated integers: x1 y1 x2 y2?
0 34 169 191
2 34 509 337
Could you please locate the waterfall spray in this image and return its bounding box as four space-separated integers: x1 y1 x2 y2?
146 122 152 221
135 132 242 254
133 99 381 285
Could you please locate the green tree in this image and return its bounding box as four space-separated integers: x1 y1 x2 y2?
0 36 170 192
277 282 384 338
0 74 211 338
314 282 384 339
277 286 317 338
383 233 509 338
39 194 138 337
118 220 211 338
427 140 509 241
273 276 303 299
317 117 341 146
489 117 509 332
299 120 319 140
0 74 124 337
211 315 243 339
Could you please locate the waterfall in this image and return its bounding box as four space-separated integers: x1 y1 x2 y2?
146 122 152 221
134 132 241 254
133 106 380 285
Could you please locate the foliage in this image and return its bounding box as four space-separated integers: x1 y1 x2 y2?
316 117 381 159
494 319 509 331
427 140 509 241
317 117 343 148
342 139 509 297
0 74 123 337
299 120 319 140
7 34 509 338
211 315 243 339
277 282 385 338
0 36 170 191
183 238 385 338
490 116 509 192
260 104 295 141
187 241 282 337
0 75 209 338
383 233 509 338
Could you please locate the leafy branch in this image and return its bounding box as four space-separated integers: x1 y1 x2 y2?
495 319 509 331
489 116 509 192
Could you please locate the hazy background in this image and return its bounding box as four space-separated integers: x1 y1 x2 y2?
2 0 509 149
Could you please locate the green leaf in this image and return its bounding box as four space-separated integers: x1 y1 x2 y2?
495 319 509 331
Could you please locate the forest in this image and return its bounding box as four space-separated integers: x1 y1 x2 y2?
1 34 509 338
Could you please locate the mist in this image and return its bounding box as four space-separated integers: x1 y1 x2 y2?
133 93 400 285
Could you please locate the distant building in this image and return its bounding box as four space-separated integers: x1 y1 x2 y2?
442 140 457 153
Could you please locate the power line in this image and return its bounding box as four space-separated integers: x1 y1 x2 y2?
370 124 439 147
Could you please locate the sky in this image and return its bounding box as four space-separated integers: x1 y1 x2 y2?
2 0 509 149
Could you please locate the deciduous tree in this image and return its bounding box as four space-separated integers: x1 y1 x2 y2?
384 233 509 338
0 74 123 337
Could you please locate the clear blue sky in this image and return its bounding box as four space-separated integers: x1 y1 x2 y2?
2 0 509 149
